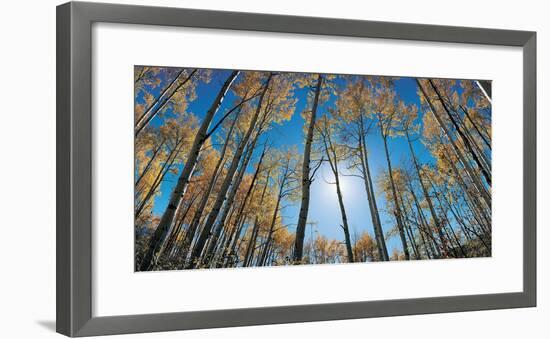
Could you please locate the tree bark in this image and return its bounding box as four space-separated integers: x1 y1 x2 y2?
453 107 491 174
242 169 272 267
258 158 290 266
406 179 441 258
134 138 183 219
428 79 491 185
357 114 389 261
380 131 410 260
242 214 261 267
139 70 239 271
225 213 250 267
161 190 201 261
405 132 450 256
321 119 354 263
293 74 323 263
187 73 272 268
439 141 491 231
178 112 240 259
404 194 431 259
135 138 165 187
459 104 491 150
135 69 197 136
416 79 491 208
397 187 421 259
135 69 185 130
202 141 267 266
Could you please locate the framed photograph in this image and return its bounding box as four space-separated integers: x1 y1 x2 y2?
56 1 536 337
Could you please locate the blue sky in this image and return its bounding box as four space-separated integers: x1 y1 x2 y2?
145 69 459 255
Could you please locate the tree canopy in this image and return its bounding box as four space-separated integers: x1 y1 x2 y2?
134 66 492 271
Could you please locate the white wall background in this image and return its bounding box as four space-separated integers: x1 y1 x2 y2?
0 0 547 338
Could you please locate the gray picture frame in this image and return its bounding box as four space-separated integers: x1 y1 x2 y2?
56 1 537 337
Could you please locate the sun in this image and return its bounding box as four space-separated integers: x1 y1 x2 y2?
316 162 358 201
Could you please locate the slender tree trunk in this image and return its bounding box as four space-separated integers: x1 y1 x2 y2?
179 112 240 258
202 142 267 266
406 180 441 258
357 116 389 261
397 187 421 259
380 132 410 260
217 204 244 266
204 142 257 266
442 210 466 257
430 183 468 258
459 104 491 150
135 69 197 136
410 200 432 259
134 66 148 84
242 170 271 267
139 71 239 271
451 197 490 252
134 138 183 219
260 240 274 266
160 191 200 260
417 79 491 208
405 132 450 256
428 80 491 185
334 177 355 262
258 196 281 266
293 74 323 263
405 222 421 259
439 142 491 231
321 122 354 263
234 226 250 266
220 209 246 267
135 139 165 187
243 219 261 267
464 195 491 236
203 111 266 269
188 74 272 268
446 141 492 213
222 214 247 267
135 69 185 130
453 108 491 174
226 214 250 267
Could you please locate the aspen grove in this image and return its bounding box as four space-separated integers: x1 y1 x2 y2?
134 67 492 271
